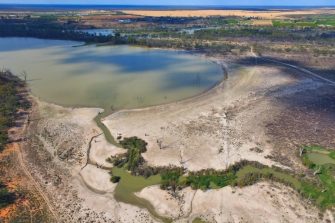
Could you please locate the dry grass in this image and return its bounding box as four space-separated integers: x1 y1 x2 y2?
122 9 335 19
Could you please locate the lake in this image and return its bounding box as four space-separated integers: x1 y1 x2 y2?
0 37 222 110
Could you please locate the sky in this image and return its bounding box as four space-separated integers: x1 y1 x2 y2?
0 0 334 6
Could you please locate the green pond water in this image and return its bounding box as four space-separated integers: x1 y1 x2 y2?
0 37 222 110
111 167 170 222
307 151 335 165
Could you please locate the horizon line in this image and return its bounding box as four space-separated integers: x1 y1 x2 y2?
0 3 334 7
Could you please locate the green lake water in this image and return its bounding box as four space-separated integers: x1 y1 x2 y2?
111 167 170 222
0 37 222 110
307 151 335 165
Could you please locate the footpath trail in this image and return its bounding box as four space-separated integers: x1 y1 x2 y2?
10 107 59 222
15 143 59 221
250 47 335 86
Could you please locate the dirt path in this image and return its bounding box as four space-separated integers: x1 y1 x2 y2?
262 57 335 86
251 47 335 86
16 143 59 221
10 106 59 222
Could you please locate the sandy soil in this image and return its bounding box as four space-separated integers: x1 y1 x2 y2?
24 98 158 222
137 182 330 223
104 64 301 171
122 9 335 19
22 55 335 222
90 134 125 168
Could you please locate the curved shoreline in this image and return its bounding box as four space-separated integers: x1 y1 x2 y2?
104 60 228 117
25 53 335 222
24 51 229 223
96 59 228 145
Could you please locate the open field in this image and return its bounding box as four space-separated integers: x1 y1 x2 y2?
122 9 335 19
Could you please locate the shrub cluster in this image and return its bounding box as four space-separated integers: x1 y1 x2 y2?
0 181 16 209
0 70 30 151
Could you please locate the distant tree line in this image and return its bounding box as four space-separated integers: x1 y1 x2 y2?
0 19 126 44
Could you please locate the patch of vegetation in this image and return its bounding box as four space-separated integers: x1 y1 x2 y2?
109 137 335 210
107 137 152 176
119 137 147 153
0 19 125 44
110 176 121 183
158 152 335 210
300 146 335 209
0 69 30 151
273 18 335 28
0 181 16 209
160 167 185 192
329 151 335 160
192 217 208 223
187 169 236 190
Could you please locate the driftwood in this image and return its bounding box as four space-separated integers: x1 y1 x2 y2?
313 166 321 176
299 147 305 157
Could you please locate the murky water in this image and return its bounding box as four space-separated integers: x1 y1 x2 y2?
307 152 335 165
111 167 170 222
0 37 222 110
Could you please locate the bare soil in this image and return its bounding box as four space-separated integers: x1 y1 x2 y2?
18 54 335 222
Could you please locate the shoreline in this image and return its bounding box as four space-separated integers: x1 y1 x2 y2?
21 53 335 223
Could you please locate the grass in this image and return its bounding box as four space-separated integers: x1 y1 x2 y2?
192 217 208 223
236 165 301 188
300 146 335 209
187 170 236 190
160 147 335 210
272 19 335 28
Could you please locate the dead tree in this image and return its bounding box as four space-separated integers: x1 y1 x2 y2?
313 166 322 176
157 139 163 150
299 147 305 157
21 70 27 83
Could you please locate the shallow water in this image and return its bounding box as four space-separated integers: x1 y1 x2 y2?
0 37 222 110
307 152 335 165
112 167 170 222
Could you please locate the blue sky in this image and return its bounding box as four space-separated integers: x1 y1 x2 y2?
0 0 334 6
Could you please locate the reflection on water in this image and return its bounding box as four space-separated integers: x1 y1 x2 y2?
0 37 222 110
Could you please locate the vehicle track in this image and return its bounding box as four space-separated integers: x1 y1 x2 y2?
16 142 59 222
250 47 335 86
12 106 59 222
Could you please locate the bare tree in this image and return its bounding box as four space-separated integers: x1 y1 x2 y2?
299 147 305 157
157 139 163 149
313 166 321 176
21 70 27 83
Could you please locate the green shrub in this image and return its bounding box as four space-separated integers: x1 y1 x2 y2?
0 70 30 151
0 181 16 209
161 167 184 191
119 137 148 153
111 176 121 183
